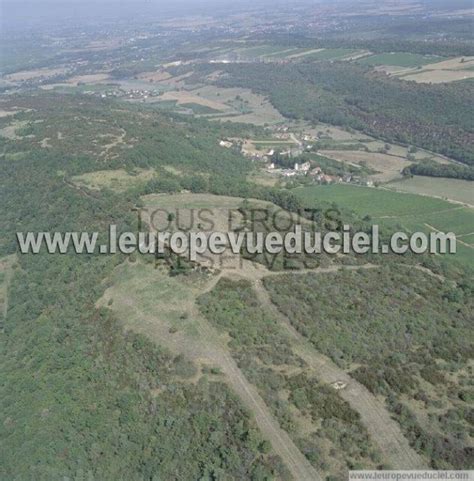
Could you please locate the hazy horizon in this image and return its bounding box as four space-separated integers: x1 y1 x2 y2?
1 0 470 33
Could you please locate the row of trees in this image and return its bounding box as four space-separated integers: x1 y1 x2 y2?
403 161 474 181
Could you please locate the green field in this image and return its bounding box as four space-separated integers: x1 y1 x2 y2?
180 103 221 114
154 99 179 110
295 184 450 217
302 48 359 61
358 52 443 67
236 45 293 58
228 45 360 62
295 184 474 266
237 47 360 61
387 176 474 206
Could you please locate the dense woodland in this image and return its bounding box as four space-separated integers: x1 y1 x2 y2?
198 278 384 478
0 93 289 481
264 267 474 469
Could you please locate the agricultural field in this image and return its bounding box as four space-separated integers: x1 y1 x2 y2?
180 103 221 114
195 85 285 125
295 184 451 217
299 48 362 61
4 66 70 82
298 122 374 142
358 52 443 68
209 44 363 63
158 90 229 112
388 176 474 206
380 56 474 84
295 184 474 266
401 68 474 84
319 150 412 182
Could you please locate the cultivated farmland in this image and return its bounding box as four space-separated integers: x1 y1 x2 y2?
295 184 474 267
358 52 443 68
388 176 474 206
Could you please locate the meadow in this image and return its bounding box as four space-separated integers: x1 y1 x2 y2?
71 168 156 193
358 52 442 68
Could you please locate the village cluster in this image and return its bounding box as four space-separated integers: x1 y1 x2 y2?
219 129 375 187
97 88 161 101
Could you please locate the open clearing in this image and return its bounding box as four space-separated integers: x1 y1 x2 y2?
71 168 155 192
0 120 29 140
154 83 284 124
193 85 285 125
300 121 454 164
159 90 229 111
0 109 19 118
241 138 296 156
388 176 474 206
319 150 411 182
247 171 280 187
154 71 195 88
98 259 321 481
41 73 113 90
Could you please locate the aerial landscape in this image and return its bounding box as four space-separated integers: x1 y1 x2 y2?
0 0 473 480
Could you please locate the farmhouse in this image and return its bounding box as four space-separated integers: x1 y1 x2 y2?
294 161 311 172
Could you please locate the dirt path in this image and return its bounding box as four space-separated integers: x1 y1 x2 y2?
253 277 428 469
0 255 16 329
187 297 321 481
192 275 321 480
109 264 322 481
377 205 465 219
381 185 474 209
425 223 473 249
